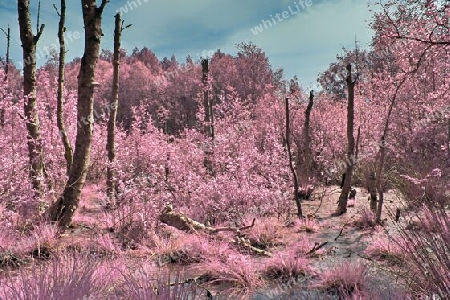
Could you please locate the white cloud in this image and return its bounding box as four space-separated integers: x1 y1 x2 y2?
218 0 374 85
0 0 375 87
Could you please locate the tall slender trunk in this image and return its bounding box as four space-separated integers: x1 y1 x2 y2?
0 25 10 126
375 76 407 224
336 64 357 215
0 25 10 80
55 0 73 175
303 90 314 182
202 59 214 173
447 118 450 167
285 98 302 218
368 169 377 211
106 13 122 200
18 0 45 198
50 0 109 228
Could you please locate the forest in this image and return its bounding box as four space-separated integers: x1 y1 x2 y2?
0 0 449 299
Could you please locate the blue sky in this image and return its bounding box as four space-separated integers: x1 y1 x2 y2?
0 0 374 88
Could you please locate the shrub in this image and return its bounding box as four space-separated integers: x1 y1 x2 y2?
0 252 102 300
318 262 369 298
395 205 450 298
395 170 450 297
118 264 201 300
245 217 285 249
296 217 319 233
352 207 375 229
365 235 404 266
153 233 206 266
263 250 309 282
195 252 263 297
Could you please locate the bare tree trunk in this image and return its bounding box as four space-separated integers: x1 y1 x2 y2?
50 0 109 228
355 126 361 161
447 118 450 167
1 26 10 79
202 59 214 173
375 77 407 224
368 170 377 211
303 90 314 182
285 97 302 218
18 0 45 198
106 13 122 200
335 64 357 215
202 59 213 138
0 25 10 126
54 0 73 175
375 141 386 223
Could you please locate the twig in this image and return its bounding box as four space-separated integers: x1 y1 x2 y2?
313 187 327 215
334 211 358 241
307 241 328 255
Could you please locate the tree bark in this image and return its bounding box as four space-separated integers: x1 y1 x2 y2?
1 26 10 80
447 118 450 167
335 64 357 215
303 90 314 182
106 13 122 200
50 0 109 228
375 76 407 224
202 59 214 173
375 140 386 223
0 25 10 126
285 97 302 218
55 0 73 175
368 170 377 211
18 0 45 198
160 205 271 257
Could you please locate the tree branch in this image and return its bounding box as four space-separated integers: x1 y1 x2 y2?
53 3 61 17
97 0 109 13
34 24 45 43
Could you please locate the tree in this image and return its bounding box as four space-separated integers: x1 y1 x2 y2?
235 42 274 101
374 0 449 47
107 13 129 200
368 0 450 222
335 64 358 216
317 46 370 99
202 58 214 173
17 0 46 198
0 25 10 126
0 25 10 81
302 90 314 183
285 97 302 219
50 0 109 228
54 0 73 175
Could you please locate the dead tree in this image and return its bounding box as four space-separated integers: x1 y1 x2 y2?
160 205 271 257
303 90 314 180
0 25 10 127
340 173 346 189
202 59 214 173
335 64 358 215
1 25 10 81
106 13 127 200
18 0 45 198
368 171 377 211
375 76 408 224
285 97 302 218
53 1 73 175
50 0 109 228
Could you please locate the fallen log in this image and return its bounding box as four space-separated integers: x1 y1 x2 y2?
159 205 272 257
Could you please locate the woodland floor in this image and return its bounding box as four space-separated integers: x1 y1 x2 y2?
3 185 413 299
